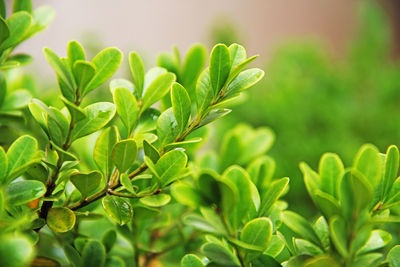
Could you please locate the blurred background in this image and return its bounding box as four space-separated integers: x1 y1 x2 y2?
13 0 400 214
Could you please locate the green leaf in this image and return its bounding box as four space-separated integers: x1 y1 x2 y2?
196 68 213 114
247 155 275 191
67 40 85 66
0 147 7 183
223 166 255 230
381 145 399 201
7 53 32 66
113 87 139 135
181 254 204 267
171 182 204 207
143 140 160 163
142 72 175 111
120 173 135 194
282 211 322 247
388 245 400 267
129 52 145 98
359 230 392 254
0 11 32 50
24 6 54 39
229 44 247 71
330 216 348 258
0 234 34 267
5 180 46 205
295 239 324 256
198 108 231 128
64 245 81 267
312 190 341 219
0 1 4 18
102 195 133 225
339 169 373 220
60 96 86 123
139 193 171 207
12 0 32 13
44 47 75 96
112 139 137 173
94 127 118 178
2 89 32 110
201 242 240 266
47 207 76 233
318 153 344 198
226 68 264 96
353 144 381 187
71 102 116 140
6 135 38 181
84 47 123 95
240 217 272 262
109 78 134 94
265 234 286 257
258 177 289 217
102 229 117 252
70 171 102 199
155 149 187 186
156 108 179 146
171 82 191 134
0 71 6 107
82 240 106 267
209 44 230 95
73 60 96 94
181 44 207 96
0 16 8 46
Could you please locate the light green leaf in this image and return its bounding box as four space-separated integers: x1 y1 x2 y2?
102 195 133 225
198 108 231 128
82 240 106 267
120 173 135 194
181 254 204 267
0 11 32 50
382 145 399 201
388 245 400 267
143 140 160 163
94 127 118 178
44 47 75 96
240 217 272 262
73 60 96 94
0 234 34 267
229 43 247 71
226 68 264 96
181 44 207 97
109 78 134 94
112 139 137 173
23 6 54 39
60 96 86 123
155 149 187 186
171 82 191 134
84 47 123 95
0 71 6 107
359 230 392 254
157 108 179 146
113 87 139 135
5 180 46 205
2 89 32 110
13 0 32 13
71 102 116 140
353 144 381 187
312 190 341 219
282 211 322 247
171 182 204 207
47 207 76 233
295 238 324 256
196 68 213 114
70 171 102 199
142 72 175 111
247 155 275 191
6 135 37 180
140 193 171 207
129 52 144 98
67 40 85 66
318 153 344 198
209 44 230 95
258 177 289 217
330 216 348 258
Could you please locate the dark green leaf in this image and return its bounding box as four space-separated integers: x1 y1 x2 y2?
12 0 32 13
60 96 86 123
70 171 102 199
201 242 240 266
102 229 117 252
282 211 322 247
82 240 106 267
102 195 133 225
143 140 160 163
112 139 137 173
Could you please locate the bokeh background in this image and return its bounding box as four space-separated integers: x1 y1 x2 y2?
13 0 400 214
